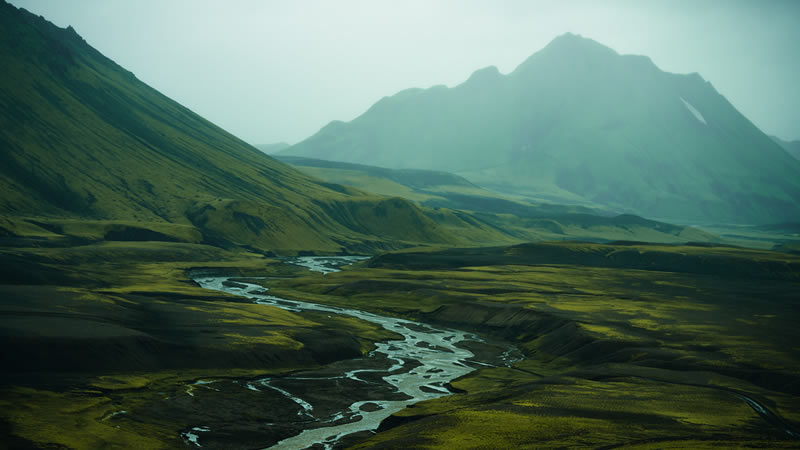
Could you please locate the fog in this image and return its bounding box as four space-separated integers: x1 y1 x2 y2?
9 0 800 144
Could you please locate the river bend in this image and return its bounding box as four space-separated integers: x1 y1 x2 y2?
190 256 519 449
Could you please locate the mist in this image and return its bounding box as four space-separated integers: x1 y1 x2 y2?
9 0 800 144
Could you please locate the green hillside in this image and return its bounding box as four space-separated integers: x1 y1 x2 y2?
1 4 796 448
277 155 719 245
266 242 800 448
0 4 722 256
284 33 800 225
276 155 581 212
0 3 469 253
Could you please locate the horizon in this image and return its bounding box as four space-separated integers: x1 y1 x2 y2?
8 0 800 145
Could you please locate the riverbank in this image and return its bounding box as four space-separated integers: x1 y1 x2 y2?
0 245 404 448
263 242 800 448
194 271 514 448
2 240 798 448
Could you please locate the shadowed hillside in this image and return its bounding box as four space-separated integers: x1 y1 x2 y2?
0 3 468 253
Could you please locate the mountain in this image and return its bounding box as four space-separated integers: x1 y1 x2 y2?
254 142 291 154
277 154 622 217
283 33 800 225
0 2 471 253
276 156 718 245
771 135 800 161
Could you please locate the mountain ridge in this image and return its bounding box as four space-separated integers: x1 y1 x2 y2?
771 135 800 161
0 2 472 253
283 33 800 225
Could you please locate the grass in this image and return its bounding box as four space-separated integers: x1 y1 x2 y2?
2 3 514 255
277 157 730 248
0 240 401 449
1 238 798 448
1 7 798 447
0 386 178 449
258 241 800 448
355 377 794 449
697 223 800 251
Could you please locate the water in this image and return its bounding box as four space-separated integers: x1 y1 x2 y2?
190 256 517 449
284 255 369 275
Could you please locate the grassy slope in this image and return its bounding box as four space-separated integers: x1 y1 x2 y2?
277 156 722 246
276 155 598 213
0 3 482 254
0 5 465 447
0 243 403 449
0 5 733 251
697 222 800 251
262 242 800 448
1 4 796 448
4 242 795 448
284 34 800 225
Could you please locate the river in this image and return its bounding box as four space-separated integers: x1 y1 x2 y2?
189 256 520 449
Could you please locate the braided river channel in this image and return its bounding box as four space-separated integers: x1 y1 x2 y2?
188 257 522 449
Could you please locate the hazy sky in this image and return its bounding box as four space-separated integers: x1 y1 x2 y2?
9 0 800 144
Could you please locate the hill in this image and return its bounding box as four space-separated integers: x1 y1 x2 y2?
0 2 469 254
276 155 718 245
771 135 800 160
275 155 597 215
283 33 800 225
0 3 723 258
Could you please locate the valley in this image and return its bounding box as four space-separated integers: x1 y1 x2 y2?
3 243 798 448
1 1 799 449
264 244 800 448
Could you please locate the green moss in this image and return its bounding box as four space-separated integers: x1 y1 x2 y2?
0 387 177 449
261 244 800 447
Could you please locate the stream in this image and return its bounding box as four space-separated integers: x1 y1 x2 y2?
189 256 521 449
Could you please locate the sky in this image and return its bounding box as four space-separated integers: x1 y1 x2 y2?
9 0 800 144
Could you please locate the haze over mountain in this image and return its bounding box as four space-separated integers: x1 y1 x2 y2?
0 4 717 257
254 142 291 154
771 135 800 161
0 2 470 253
276 155 601 217
284 33 800 225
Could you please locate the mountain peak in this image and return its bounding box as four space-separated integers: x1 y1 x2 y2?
513 33 618 75
543 32 617 54
463 65 502 87
549 32 587 43
287 33 800 225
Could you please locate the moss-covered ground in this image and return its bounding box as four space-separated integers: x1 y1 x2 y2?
0 241 400 449
258 242 800 448
2 238 798 448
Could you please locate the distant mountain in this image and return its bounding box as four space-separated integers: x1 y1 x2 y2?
277 155 602 217
283 33 800 225
277 156 718 245
0 2 466 253
254 142 291 154
770 135 800 161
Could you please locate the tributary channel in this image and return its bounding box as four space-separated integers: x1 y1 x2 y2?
189 256 521 449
